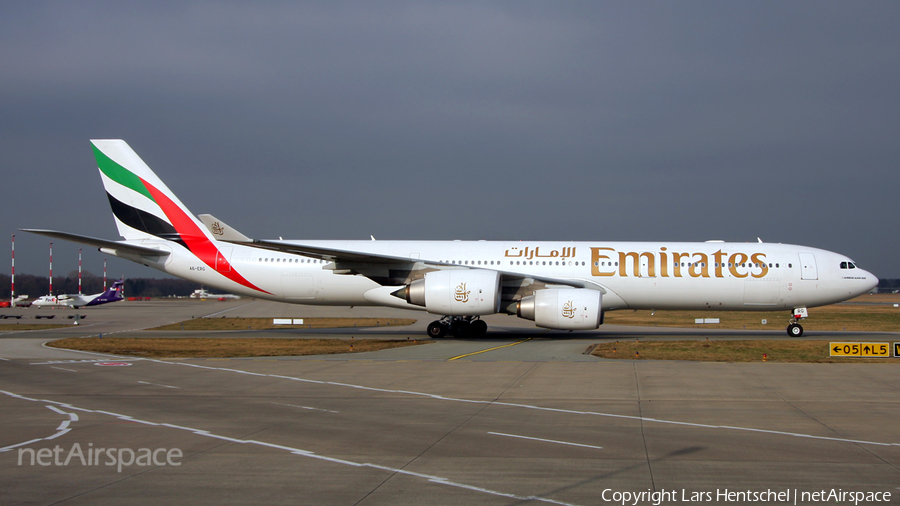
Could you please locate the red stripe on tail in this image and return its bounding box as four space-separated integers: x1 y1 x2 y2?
140 178 270 295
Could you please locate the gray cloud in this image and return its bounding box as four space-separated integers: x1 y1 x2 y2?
2 1 898 280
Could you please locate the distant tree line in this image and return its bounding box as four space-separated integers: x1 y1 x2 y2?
2 273 898 299
878 279 900 292
0 273 200 298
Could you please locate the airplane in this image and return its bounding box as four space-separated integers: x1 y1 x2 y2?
189 288 241 300
1 295 30 308
30 279 125 309
24 139 878 337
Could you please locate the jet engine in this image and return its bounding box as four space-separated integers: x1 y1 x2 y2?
517 288 602 330
400 270 501 316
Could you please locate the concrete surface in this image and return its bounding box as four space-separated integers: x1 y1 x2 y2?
1 299 898 505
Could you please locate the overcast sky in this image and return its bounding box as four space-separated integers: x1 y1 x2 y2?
3 2 899 282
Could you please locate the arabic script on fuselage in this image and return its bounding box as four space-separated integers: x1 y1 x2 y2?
504 246 576 260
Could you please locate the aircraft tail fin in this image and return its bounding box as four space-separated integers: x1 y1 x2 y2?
83 278 125 306
92 139 210 247
91 140 269 295
105 279 125 301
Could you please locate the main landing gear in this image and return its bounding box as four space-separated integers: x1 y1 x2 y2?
426 316 488 338
786 307 808 337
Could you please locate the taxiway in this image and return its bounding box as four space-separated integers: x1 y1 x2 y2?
1 300 898 505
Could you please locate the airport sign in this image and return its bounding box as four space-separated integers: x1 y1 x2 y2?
830 342 892 358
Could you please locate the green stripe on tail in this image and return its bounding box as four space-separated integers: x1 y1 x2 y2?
93 144 155 201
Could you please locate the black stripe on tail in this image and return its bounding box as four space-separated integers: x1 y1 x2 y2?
106 193 187 248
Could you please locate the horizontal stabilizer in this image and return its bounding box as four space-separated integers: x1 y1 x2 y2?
21 229 171 258
197 214 252 242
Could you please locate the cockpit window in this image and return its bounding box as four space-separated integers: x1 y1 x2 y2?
840 262 848 269
840 261 858 269
849 262 856 269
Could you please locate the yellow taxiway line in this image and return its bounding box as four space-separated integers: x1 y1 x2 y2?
447 337 536 361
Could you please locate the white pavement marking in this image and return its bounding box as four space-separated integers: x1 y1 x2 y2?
39 341 134 359
137 381 179 389
0 405 77 452
0 389 580 506
21 350 900 449
488 432 603 450
270 402 339 414
202 302 255 318
31 358 139 365
140 358 900 448
49 366 78 372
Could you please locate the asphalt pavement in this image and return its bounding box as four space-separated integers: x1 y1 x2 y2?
1 299 898 505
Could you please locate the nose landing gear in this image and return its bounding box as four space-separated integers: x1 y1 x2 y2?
786 307 808 337
426 316 488 338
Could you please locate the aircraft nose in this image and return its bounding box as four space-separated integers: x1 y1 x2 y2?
864 270 879 292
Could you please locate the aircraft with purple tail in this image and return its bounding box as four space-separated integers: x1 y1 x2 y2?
31 279 125 308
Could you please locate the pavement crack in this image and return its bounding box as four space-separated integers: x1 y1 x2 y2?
633 361 656 492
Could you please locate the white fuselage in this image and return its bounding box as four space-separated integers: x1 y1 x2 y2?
31 295 70 308
131 239 877 314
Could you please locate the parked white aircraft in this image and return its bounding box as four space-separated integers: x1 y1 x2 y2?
25 140 877 337
31 280 125 309
189 288 241 300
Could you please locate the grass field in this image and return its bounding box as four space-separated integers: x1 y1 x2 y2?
47 337 428 358
590 339 898 363
38 295 900 361
151 317 417 331
603 294 900 332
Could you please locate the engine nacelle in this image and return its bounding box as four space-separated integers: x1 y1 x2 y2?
517 288 602 330
403 270 501 316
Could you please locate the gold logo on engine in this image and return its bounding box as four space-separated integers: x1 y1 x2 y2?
561 300 576 318
454 282 470 303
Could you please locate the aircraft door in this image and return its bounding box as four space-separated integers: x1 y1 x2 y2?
798 253 818 280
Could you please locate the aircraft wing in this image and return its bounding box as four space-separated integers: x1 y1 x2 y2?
21 229 172 258
250 239 423 264
244 239 603 291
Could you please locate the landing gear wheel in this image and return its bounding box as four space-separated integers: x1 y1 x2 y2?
470 319 488 337
787 323 803 337
427 321 447 338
